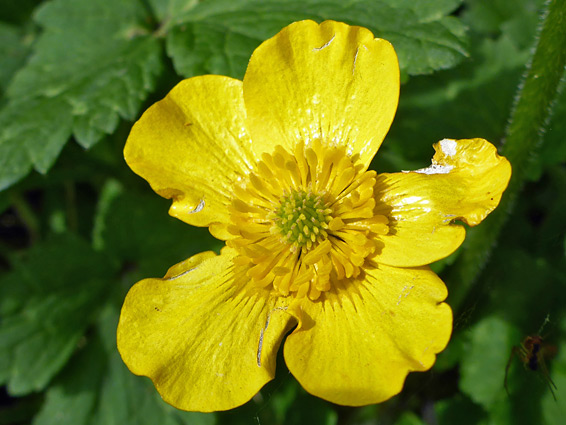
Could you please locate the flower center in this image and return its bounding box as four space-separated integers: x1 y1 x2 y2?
226 140 389 300
273 190 331 250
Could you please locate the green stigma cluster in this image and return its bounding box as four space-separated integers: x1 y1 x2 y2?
274 189 332 248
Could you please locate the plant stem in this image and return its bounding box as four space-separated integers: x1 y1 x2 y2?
448 0 566 311
9 192 40 244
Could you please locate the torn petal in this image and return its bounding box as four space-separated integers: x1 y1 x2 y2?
374 138 511 267
410 139 466 175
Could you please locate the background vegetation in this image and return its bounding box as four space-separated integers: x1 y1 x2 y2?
1 0 565 424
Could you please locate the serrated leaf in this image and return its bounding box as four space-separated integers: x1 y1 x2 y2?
0 233 115 395
34 305 216 425
0 0 163 191
166 0 469 80
0 96 74 181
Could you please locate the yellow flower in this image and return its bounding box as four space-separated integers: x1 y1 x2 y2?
117 20 511 412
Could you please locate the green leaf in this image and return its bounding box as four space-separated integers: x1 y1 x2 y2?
34 305 216 425
486 252 560 327
541 317 566 425
0 23 31 97
282 388 338 425
0 0 163 191
92 179 220 278
446 0 566 310
0 233 115 395
459 316 517 408
147 0 202 22
385 33 528 165
166 0 468 80
434 329 466 372
267 378 299 425
395 411 425 425
32 326 108 425
376 0 540 175
462 0 543 48
0 132 33 192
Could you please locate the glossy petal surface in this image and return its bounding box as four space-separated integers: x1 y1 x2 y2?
120 20 511 412
243 20 399 168
117 249 294 412
124 75 256 239
374 138 512 267
284 263 452 406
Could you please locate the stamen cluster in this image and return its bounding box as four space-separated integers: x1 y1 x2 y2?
226 141 389 300
273 190 332 250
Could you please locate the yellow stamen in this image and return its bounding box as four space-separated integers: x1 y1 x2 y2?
227 143 389 298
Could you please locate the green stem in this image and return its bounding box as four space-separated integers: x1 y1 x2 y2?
9 192 40 244
447 0 566 311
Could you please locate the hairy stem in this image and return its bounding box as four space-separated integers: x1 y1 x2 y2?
448 0 566 311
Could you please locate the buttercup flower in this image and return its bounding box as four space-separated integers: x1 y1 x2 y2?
118 20 511 412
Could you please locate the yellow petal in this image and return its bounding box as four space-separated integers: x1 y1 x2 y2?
374 138 511 267
284 264 452 406
243 20 399 168
124 75 256 240
117 249 295 412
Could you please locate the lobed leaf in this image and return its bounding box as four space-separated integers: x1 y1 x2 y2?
0 0 162 191
0 233 116 395
166 0 469 80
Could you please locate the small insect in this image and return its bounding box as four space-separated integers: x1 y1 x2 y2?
504 317 558 400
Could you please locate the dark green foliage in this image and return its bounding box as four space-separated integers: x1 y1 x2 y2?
0 0 163 189
0 233 115 395
165 0 468 80
1 0 565 424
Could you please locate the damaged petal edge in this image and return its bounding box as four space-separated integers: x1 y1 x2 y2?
164 267 198 281
257 307 288 367
403 162 454 175
439 139 457 157
189 198 205 214
313 34 335 51
403 139 458 175
413 164 454 175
